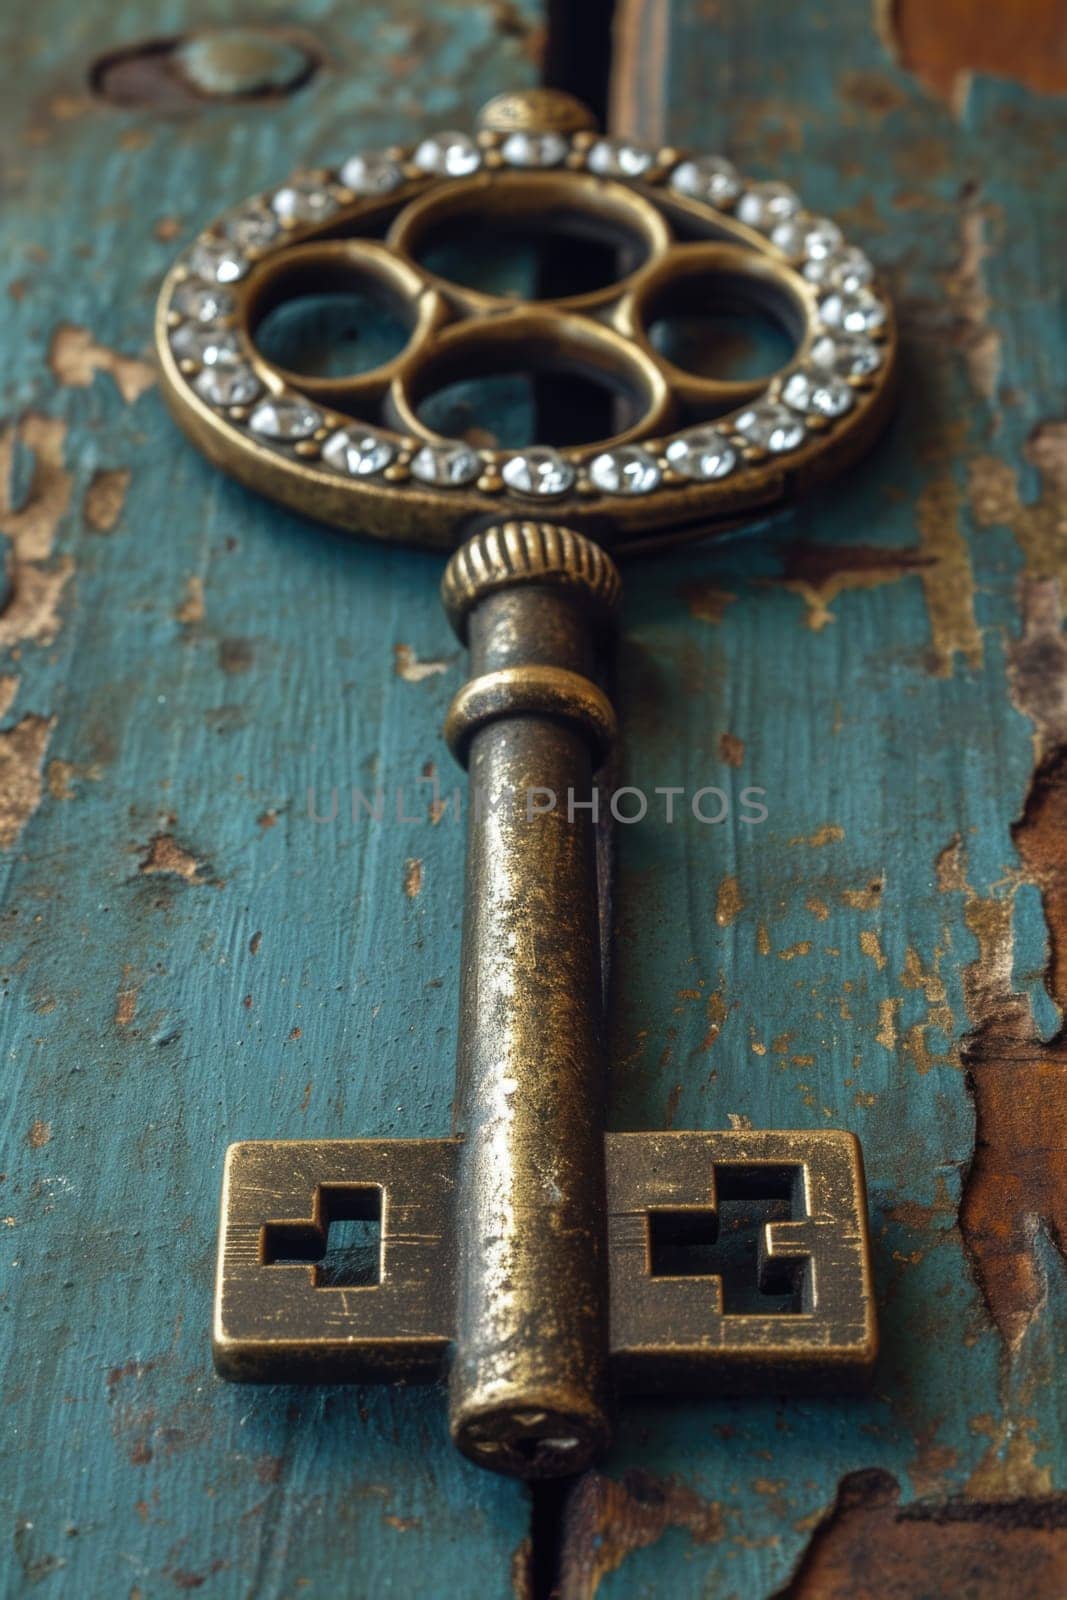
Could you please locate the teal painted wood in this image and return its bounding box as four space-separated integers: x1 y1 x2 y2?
560 1 1067 1595
0 4 546 1596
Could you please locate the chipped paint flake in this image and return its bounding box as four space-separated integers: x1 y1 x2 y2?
0 414 72 560
139 833 204 881
403 857 423 898
48 324 156 404
394 643 450 682
715 874 744 927
175 575 205 625
83 467 130 532
0 714 56 848
915 475 983 675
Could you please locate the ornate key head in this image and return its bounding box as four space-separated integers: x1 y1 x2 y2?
155 89 896 553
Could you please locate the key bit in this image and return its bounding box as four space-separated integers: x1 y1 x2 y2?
159 87 891 1479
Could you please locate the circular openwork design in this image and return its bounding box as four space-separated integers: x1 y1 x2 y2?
155 90 897 552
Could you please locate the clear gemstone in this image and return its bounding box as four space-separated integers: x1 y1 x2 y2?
736 181 800 231
340 151 405 196
248 398 322 440
194 360 262 407
804 246 874 292
173 279 235 323
586 138 654 178
819 288 886 334
810 332 883 379
224 205 280 250
664 426 738 480
588 446 661 495
272 178 337 224
413 131 481 177
769 218 808 256
170 323 240 365
501 448 575 498
500 130 569 168
189 237 248 284
322 428 396 477
803 217 844 261
669 155 740 207
734 401 806 453
781 365 855 418
410 441 482 486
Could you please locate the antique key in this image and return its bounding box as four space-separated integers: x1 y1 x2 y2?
156 88 894 1478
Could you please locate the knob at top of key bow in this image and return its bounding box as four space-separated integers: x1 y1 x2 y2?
155 89 896 553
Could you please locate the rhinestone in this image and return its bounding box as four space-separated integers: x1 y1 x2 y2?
805 246 874 292
669 154 740 207
500 130 569 168
170 323 240 365
588 446 661 495
804 217 845 260
340 151 405 196
586 138 654 178
664 426 738 481
173 279 236 323
322 428 396 477
769 218 808 256
819 288 886 335
194 360 261 407
224 205 280 250
413 131 481 178
734 401 806 453
736 181 800 231
810 332 883 379
501 449 575 498
781 365 855 419
410 441 482 486
189 237 248 284
248 398 322 440
272 178 337 224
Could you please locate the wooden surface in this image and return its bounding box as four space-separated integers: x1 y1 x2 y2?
2 1 1066 1596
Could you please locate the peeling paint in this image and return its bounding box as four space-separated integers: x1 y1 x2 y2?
558 1469 722 1599
944 190 1001 403
0 557 74 648
403 857 423 898
394 643 451 682
770 1469 1067 1598
83 467 130 532
0 414 72 560
883 0 1067 115
139 833 205 882
715 874 744 927
914 476 983 675
48 324 155 404
0 714 56 848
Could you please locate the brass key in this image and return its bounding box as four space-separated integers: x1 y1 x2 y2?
157 88 893 1477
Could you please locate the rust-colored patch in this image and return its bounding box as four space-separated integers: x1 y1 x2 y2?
557 1468 722 1599
971 424 1067 590
48 324 155 404
777 539 930 631
83 467 130 532
27 1118 51 1149
139 833 204 882
115 971 139 1028
944 191 1000 403
394 642 450 682
0 558 74 648
859 930 887 971
914 476 983 675
0 677 18 719
679 581 736 625
884 0 1067 115
771 1469 1067 1598
715 874 744 927
790 823 844 848
403 857 423 898
0 414 72 560
175 575 205 625
718 731 744 767
0 715 56 848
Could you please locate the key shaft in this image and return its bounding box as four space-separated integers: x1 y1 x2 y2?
441 523 620 1477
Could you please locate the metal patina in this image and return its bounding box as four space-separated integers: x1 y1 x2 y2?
158 88 890 1479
